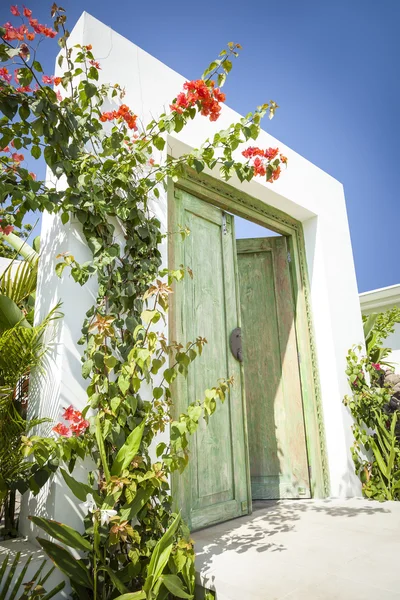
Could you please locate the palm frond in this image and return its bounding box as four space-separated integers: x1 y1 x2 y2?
0 255 38 307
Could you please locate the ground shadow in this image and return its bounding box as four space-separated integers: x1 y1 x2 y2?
194 498 391 576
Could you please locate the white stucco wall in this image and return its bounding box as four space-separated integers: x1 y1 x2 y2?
360 284 400 370
21 11 364 542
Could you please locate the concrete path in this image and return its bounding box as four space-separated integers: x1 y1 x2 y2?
193 498 400 600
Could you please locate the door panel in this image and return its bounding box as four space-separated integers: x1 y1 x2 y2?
237 237 310 500
170 189 249 531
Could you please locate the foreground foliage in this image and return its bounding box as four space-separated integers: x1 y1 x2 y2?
344 308 400 500
0 236 60 537
1 4 286 598
0 551 65 599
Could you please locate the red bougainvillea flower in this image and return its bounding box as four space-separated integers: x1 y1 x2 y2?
0 68 12 83
99 104 138 130
56 89 62 101
149 158 155 166
29 172 36 179
89 59 101 70
170 79 226 122
16 85 32 92
0 224 14 235
23 6 32 17
28 17 56 38
253 156 266 177
242 147 265 159
52 423 72 437
26 32 34 40
242 146 285 183
1 146 10 152
371 363 381 370
10 5 20 16
11 152 24 162
70 419 89 434
54 76 62 85
42 74 55 84
63 405 82 423
264 147 279 160
84 44 92 51
268 165 281 183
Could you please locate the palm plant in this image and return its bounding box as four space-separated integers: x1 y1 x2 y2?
0 232 61 537
0 551 65 599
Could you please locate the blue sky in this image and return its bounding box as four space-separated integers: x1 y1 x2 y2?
1 0 399 293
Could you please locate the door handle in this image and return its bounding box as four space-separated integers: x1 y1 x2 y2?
230 327 243 362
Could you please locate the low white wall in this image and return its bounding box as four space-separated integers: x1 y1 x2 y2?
21 10 364 543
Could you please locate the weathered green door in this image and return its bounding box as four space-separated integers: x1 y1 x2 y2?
170 189 249 531
237 237 310 500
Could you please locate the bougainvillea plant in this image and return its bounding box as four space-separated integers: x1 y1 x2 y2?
0 4 286 599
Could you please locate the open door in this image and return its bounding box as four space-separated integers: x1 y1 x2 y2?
170 189 250 531
237 237 310 500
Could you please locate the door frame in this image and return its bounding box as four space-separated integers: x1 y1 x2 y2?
168 169 329 501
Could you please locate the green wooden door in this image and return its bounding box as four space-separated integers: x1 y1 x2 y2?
170 189 250 531
237 237 310 500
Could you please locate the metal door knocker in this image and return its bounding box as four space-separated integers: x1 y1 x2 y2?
230 327 243 362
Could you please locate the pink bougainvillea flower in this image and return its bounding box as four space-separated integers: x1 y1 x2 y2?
11 152 24 162
52 423 72 437
89 59 101 70
0 68 12 83
0 224 14 235
149 158 155 166
42 74 55 84
371 363 381 370
29 172 36 179
19 43 29 58
10 5 20 16
23 5 32 17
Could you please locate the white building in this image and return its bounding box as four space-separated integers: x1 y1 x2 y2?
19 9 366 557
360 284 400 368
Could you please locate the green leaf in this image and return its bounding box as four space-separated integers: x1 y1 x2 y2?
33 60 43 73
31 145 41 159
113 593 146 600
83 81 97 99
29 516 92 552
96 415 111 481
119 486 153 521
144 513 181 593
0 296 30 333
36 538 92 589
82 359 93 378
99 566 128 594
111 420 145 476
61 212 69 225
161 575 193 599
60 468 99 504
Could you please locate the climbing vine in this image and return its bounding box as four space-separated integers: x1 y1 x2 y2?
0 4 287 598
